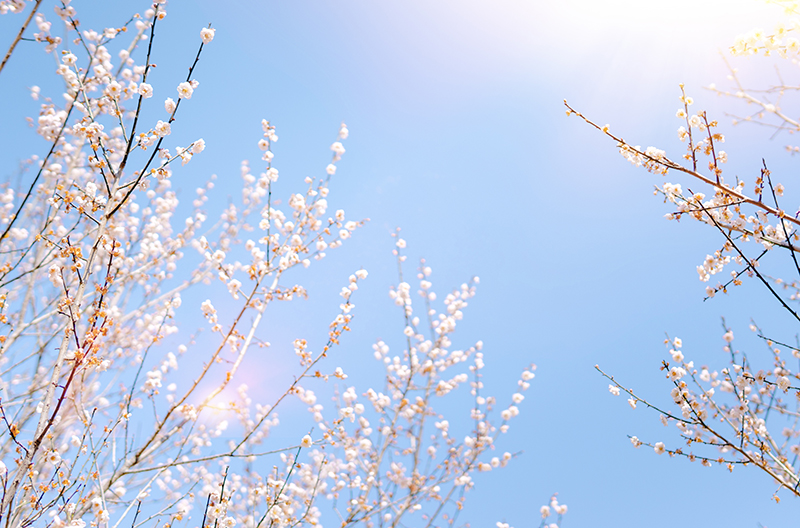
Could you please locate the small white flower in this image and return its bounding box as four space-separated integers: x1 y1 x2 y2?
138 82 153 98
300 434 313 448
154 120 171 137
668 366 686 381
228 279 242 299
200 27 216 44
330 141 345 155
105 81 122 98
47 449 62 465
177 81 194 99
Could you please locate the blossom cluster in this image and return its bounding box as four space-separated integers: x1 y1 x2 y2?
0 1 550 526
603 327 800 499
567 86 798 302
271 243 545 526
730 10 800 58
571 5 800 501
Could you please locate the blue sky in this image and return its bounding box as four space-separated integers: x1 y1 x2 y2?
2 0 800 526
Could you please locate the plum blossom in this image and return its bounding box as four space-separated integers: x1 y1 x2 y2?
139 82 153 98
200 27 216 44
177 81 194 99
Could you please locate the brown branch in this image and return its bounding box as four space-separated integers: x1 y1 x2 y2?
563 100 800 230
0 0 43 77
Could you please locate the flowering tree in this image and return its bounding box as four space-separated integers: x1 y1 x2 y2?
0 1 564 527
568 0 800 504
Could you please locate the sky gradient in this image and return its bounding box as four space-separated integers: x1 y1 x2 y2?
1 0 798 526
